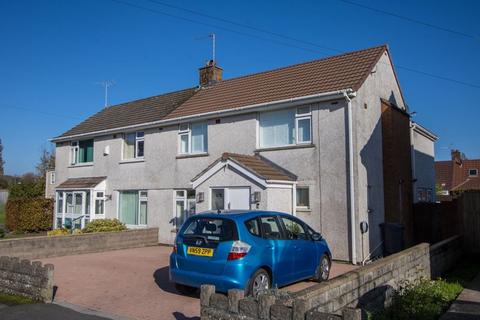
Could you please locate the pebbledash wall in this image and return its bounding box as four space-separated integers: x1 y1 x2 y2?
0 256 54 302
200 236 462 320
0 228 158 259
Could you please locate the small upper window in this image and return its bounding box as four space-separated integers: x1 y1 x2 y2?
469 169 478 177
49 172 56 184
123 132 144 159
70 139 94 164
296 187 310 209
178 122 208 154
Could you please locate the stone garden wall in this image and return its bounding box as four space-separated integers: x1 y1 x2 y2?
0 256 54 302
0 228 159 259
200 236 462 320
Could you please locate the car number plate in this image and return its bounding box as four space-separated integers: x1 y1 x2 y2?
187 246 214 257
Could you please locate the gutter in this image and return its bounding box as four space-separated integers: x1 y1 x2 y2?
51 90 352 142
344 90 357 265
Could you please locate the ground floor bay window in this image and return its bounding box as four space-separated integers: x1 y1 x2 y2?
118 190 148 226
55 190 91 229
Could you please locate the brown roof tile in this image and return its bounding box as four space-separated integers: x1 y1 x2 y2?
166 45 387 119
57 176 106 189
58 88 197 138
57 45 387 139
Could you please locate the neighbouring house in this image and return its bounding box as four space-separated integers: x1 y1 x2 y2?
436 150 480 200
411 122 438 203
45 169 56 199
50 45 429 263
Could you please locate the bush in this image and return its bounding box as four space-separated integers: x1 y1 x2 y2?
5 198 53 232
373 278 463 320
8 181 44 199
47 228 70 236
82 219 127 233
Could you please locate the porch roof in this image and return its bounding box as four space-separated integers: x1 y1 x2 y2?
192 153 296 188
56 176 107 189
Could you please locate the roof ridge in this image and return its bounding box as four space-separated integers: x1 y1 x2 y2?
200 44 387 87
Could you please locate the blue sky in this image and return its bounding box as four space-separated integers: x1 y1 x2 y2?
0 0 479 175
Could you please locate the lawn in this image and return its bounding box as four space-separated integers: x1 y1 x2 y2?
0 202 5 225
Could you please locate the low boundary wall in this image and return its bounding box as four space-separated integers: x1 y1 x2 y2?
0 256 54 302
0 228 159 259
201 236 462 320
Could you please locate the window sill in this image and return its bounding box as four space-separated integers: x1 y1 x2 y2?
296 208 311 213
68 162 94 168
176 152 209 159
255 144 315 152
119 158 145 164
125 224 148 229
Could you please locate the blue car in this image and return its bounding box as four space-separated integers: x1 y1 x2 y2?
169 211 332 296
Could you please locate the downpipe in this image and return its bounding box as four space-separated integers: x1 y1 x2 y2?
345 90 357 265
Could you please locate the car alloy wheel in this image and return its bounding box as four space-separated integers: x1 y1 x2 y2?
249 269 270 297
318 254 331 281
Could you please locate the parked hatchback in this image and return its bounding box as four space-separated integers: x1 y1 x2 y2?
169 211 332 296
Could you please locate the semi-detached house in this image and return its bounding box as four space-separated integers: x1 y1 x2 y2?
49 45 409 263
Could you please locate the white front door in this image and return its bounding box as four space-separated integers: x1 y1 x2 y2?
227 187 250 210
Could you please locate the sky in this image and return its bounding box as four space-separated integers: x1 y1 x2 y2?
0 0 479 175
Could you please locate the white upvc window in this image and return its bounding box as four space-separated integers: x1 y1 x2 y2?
296 186 310 210
123 131 144 159
178 122 208 154
94 191 106 215
173 190 196 230
118 190 148 226
70 139 94 164
259 106 312 148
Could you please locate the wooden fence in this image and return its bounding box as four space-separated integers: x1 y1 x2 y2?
459 191 480 254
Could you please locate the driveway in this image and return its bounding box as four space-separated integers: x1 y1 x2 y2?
41 246 357 320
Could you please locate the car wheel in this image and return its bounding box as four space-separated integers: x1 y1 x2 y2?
314 254 331 282
175 283 197 295
247 269 270 297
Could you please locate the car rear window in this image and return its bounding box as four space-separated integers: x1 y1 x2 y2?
181 217 238 242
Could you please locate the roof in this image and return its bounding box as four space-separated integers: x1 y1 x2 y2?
435 161 453 190
192 152 296 185
58 88 197 138
436 159 480 192
56 177 106 189
451 178 480 192
56 45 388 140
165 45 387 119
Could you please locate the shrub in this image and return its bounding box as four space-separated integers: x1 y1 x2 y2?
47 228 70 236
5 198 53 232
82 219 127 233
373 278 463 320
8 181 44 199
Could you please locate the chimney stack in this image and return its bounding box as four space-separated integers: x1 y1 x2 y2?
199 60 222 87
451 149 463 165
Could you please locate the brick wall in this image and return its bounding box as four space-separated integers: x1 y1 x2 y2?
0 256 54 302
0 228 159 259
200 236 462 320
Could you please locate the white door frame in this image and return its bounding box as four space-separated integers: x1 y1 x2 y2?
209 186 251 210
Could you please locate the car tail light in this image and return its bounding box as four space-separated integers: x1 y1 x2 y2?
227 241 251 261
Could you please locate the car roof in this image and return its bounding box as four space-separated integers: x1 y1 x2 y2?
192 210 292 222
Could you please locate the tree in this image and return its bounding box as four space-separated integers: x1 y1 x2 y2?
8 173 44 199
0 138 4 176
36 146 55 179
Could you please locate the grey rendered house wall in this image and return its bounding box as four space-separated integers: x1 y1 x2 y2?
351 51 406 262
412 129 436 202
54 99 353 260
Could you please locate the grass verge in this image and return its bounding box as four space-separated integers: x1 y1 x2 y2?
0 203 5 225
0 293 36 306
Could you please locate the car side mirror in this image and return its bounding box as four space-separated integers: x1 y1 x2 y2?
312 233 322 241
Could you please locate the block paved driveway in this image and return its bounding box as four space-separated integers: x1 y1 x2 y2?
41 246 357 320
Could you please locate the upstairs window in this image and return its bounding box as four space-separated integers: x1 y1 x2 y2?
259 107 312 148
123 131 144 159
178 122 208 154
469 169 478 177
70 139 94 164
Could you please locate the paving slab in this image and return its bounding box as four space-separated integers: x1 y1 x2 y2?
441 272 480 320
41 246 355 320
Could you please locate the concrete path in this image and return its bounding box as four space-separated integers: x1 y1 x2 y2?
41 246 356 320
441 272 480 320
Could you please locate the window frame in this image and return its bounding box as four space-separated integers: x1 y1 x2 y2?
117 190 148 226
178 122 208 155
70 139 94 165
122 131 145 160
469 169 478 177
49 172 56 184
258 106 312 148
94 191 106 216
296 186 310 210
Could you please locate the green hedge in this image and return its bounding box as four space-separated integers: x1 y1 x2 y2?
5 198 54 232
82 219 127 233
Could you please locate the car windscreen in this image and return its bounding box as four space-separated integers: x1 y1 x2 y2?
180 217 238 242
